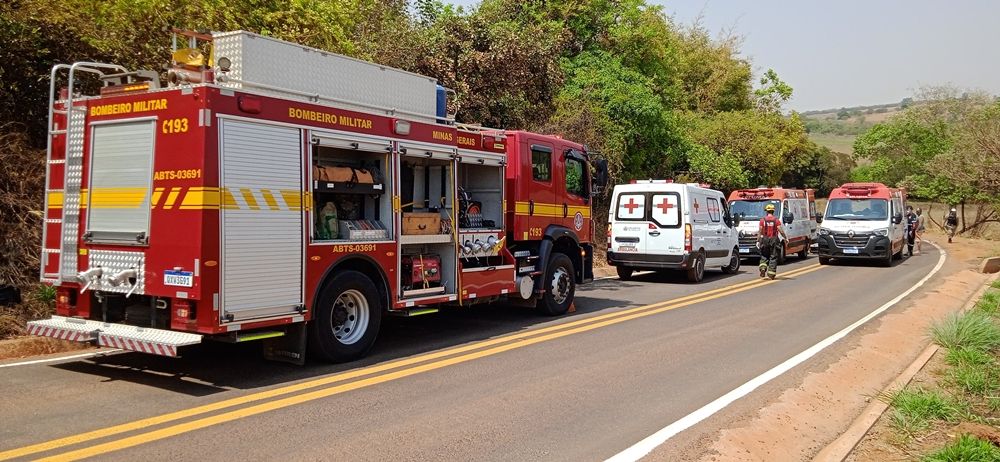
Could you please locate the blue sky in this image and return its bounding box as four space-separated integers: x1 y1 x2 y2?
445 0 1000 111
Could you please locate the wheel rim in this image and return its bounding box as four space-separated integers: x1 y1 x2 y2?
729 254 739 271
697 255 705 278
330 289 369 345
551 266 572 305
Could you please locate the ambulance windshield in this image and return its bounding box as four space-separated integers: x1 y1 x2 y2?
825 198 888 221
729 200 781 220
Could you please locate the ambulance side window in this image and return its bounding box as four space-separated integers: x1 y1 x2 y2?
707 197 721 223
531 146 551 182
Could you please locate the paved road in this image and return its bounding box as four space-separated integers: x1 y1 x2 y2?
0 250 942 461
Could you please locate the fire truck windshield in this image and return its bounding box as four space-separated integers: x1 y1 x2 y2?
730 200 781 220
825 198 888 221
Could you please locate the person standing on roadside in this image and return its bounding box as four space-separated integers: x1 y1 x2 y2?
945 207 959 243
757 203 787 280
915 207 927 253
905 206 918 257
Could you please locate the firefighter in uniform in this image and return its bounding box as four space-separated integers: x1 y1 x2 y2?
757 203 787 280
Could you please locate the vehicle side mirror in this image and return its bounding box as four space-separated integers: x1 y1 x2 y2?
593 159 609 190
732 214 741 226
783 213 793 225
893 213 903 224
815 213 823 224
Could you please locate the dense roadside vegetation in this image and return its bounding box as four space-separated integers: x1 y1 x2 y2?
0 0 856 335
850 88 1000 237
876 279 1000 460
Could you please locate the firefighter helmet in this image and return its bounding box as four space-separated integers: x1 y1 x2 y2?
764 204 776 212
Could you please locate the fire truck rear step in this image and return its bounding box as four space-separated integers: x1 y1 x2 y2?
26 316 202 357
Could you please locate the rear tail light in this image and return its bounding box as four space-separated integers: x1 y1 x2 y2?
606 224 611 250
684 224 693 252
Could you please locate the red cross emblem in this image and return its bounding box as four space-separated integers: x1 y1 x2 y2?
692 200 700 213
655 198 675 214
623 197 640 213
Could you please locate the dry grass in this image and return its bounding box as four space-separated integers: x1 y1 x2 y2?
0 124 52 338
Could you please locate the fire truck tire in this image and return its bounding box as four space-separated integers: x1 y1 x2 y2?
537 253 575 316
721 248 741 274
616 266 634 281
308 271 383 362
686 252 706 283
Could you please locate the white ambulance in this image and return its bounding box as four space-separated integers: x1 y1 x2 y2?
607 181 741 283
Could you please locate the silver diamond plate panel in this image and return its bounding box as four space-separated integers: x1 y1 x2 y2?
87 249 145 295
97 323 201 346
212 31 438 122
27 315 101 336
60 107 85 278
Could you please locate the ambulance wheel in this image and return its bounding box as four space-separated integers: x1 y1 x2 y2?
721 248 740 274
308 271 382 362
777 245 787 265
616 266 634 281
819 256 831 265
881 249 893 267
798 245 808 259
537 252 575 316
687 252 706 283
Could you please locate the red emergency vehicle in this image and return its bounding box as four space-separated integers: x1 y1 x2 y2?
27 30 607 363
727 187 818 262
815 182 907 266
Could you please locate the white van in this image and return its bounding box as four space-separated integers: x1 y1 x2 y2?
815 182 908 267
607 181 741 282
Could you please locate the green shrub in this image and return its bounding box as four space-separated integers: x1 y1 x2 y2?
991 279 1000 290
945 348 996 368
975 291 1000 316
947 362 998 396
33 284 56 305
923 434 1000 462
879 387 966 437
930 312 1000 352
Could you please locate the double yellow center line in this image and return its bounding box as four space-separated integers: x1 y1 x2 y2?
3 263 823 461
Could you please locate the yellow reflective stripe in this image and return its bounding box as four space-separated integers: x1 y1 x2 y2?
47 192 64 209
240 188 260 210
88 188 147 208
160 188 180 209
221 188 239 210
260 189 280 210
151 188 165 209
180 188 221 210
513 201 592 218
280 190 303 211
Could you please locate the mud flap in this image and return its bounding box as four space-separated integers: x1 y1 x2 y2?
263 322 307 366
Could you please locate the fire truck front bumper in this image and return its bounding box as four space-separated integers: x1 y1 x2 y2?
607 252 691 270
26 316 202 357
814 234 893 259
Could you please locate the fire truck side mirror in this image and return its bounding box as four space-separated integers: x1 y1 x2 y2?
593 159 609 191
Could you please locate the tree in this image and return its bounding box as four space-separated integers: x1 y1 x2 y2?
754 69 793 113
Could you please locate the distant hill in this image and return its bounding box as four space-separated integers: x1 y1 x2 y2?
799 99 911 155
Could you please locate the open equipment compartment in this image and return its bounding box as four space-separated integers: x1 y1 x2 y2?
398 141 458 300
309 132 392 243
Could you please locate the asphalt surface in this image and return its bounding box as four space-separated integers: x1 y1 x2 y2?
0 250 943 461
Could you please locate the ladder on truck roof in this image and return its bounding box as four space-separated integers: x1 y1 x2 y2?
40 62 129 285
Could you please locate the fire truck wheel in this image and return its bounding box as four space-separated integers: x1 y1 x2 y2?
537 253 575 316
721 248 740 274
308 271 382 362
616 266 634 281
686 252 706 283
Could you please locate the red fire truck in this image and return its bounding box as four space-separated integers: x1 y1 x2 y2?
27 30 607 363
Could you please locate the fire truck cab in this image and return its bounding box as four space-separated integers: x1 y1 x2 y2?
727 187 818 263
815 182 907 267
27 30 606 363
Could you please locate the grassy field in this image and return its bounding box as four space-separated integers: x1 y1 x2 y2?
808 133 857 155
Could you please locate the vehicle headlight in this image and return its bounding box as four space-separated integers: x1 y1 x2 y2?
819 228 830 236
873 228 889 237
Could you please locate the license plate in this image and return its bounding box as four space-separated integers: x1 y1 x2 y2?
617 245 638 253
739 248 750 254
164 270 194 287
844 248 859 255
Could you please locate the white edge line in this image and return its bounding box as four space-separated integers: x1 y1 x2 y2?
0 349 122 369
607 244 948 462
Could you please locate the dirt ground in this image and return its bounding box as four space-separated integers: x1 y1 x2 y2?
0 336 91 360
686 233 999 462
